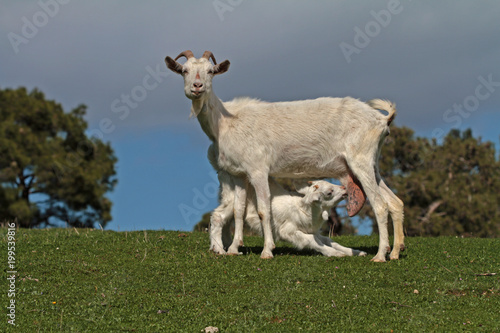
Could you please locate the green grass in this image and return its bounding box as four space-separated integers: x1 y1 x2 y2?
2 228 499 332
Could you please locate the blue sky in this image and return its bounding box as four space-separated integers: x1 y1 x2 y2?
1 1 499 233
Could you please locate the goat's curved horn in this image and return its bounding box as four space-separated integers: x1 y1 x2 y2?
202 51 217 65
174 50 194 61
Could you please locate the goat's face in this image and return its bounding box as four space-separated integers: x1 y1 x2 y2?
301 180 347 208
165 50 230 101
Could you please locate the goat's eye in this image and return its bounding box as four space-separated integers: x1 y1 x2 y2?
182 69 188 75
208 69 214 75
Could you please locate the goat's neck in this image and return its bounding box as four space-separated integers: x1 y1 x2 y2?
192 90 228 142
309 202 330 223
309 204 322 221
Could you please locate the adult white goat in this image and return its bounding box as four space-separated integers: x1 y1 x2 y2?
165 50 404 262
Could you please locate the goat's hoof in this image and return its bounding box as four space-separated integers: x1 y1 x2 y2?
389 255 399 260
260 251 274 259
370 256 387 263
400 244 406 251
351 250 367 257
227 248 242 256
210 248 227 255
227 245 241 255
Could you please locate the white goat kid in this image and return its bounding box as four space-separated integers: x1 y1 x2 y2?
166 50 404 262
246 179 367 257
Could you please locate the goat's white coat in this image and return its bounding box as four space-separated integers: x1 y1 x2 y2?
166 52 404 261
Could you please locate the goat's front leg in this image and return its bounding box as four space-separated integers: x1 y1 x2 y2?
227 177 246 255
210 207 232 254
209 170 234 254
251 174 275 259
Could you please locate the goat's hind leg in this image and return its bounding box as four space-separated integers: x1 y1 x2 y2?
349 162 390 262
317 234 367 257
379 180 405 260
281 230 347 257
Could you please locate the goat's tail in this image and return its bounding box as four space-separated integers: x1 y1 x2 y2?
367 99 396 126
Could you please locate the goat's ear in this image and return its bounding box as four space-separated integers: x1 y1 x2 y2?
213 60 230 75
165 56 183 75
303 191 321 205
294 179 311 195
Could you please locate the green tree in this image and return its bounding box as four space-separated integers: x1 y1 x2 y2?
0 87 117 228
361 126 500 237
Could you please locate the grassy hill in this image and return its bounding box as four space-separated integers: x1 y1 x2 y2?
2 228 499 332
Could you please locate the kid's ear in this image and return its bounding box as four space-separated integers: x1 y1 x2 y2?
294 179 317 195
302 191 321 205
294 180 310 195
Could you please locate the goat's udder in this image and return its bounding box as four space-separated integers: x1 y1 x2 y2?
346 173 366 217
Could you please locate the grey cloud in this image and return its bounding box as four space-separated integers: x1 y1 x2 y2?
1 0 499 140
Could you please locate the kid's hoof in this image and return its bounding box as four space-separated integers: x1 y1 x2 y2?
352 250 367 257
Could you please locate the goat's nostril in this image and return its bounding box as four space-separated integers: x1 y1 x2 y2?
193 83 203 88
